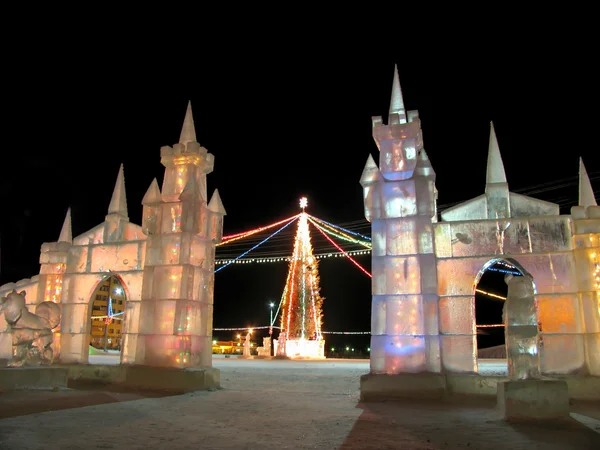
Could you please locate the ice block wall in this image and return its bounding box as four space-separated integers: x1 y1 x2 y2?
434 216 584 374
361 66 441 374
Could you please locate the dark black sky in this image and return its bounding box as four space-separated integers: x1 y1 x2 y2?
1 27 597 350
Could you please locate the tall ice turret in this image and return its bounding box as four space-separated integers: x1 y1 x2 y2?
132 101 225 368
362 65 441 375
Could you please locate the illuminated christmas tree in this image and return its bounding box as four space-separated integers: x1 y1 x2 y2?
279 197 325 358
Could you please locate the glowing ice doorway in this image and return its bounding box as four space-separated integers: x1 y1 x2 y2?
88 274 127 360
472 258 534 374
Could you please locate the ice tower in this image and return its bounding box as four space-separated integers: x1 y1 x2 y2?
135 101 226 368
361 65 441 374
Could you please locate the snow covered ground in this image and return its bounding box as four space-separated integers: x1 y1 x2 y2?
88 353 509 376
1 357 598 449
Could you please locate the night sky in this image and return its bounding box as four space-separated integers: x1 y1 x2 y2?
1 34 597 352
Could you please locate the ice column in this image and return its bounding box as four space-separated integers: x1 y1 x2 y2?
504 274 541 380
571 157 600 375
362 65 441 374
135 101 224 369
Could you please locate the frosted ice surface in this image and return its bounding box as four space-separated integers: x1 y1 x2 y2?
504 275 540 380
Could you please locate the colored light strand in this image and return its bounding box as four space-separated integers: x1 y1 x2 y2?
475 288 506 300
309 220 372 278
308 215 372 241
214 217 299 273
218 213 301 246
307 216 372 248
215 249 371 265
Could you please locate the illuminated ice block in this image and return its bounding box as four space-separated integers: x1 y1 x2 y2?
504 275 540 380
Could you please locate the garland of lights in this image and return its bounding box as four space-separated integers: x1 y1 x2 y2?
214 217 299 273
309 216 372 242
215 249 371 265
309 219 372 278
307 215 372 248
218 213 300 246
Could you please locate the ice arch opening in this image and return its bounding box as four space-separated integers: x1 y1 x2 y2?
472 257 535 375
88 274 127 362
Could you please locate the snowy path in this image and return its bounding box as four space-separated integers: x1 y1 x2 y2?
0 358 598 449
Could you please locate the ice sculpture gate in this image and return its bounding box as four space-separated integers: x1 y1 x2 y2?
361 65 600 378
0 102 226 369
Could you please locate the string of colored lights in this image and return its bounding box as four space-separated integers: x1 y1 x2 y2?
215 249 371 265
308 215 372 241
218 213 301 246
306 215 372 248
475 289 506 300
309 220 372 278
214 217 299 274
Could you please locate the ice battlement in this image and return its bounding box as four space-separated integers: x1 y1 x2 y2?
160 143 215 172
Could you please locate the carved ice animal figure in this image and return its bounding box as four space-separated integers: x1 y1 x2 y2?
0 290 61 367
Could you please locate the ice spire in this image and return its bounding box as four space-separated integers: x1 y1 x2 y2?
208 189 227 215
415 149 436 178
141 178 161 205
360 154 381 185
58 208 72 243
389 64 406 123
179 100 197 145
486 122 507 186
579 157 597 207
108 163 128 219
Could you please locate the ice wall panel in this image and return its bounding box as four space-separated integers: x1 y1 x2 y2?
151 266 184 299
528 217 573 253
158 235 182 265
385 256 421 295
437 254 576 297
73 225 104 246
573 247 600 291
123 300 140 334
439 296 474 335
67 246 90 273
440 195 487 222
372 256 386 295
118 271 143 301
434 223 452 258
90 243 141 273
538 294 582 334
415 178 437 218
371 220 386 257
385 296 425 335
191 335 212 367
382 180 417 218
539 334 585 374
363 185 382 221
370 335 428 374
371 296 386 335
441 335 477 373
121 333 138 364
122 223 144 241
386 218 418 255
62 273 107 304
59 332 88 363
516 253 577 294
161 203 182 233
60 303 89 333
153 300 177 334
580 292 600 333
585 333 600 375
